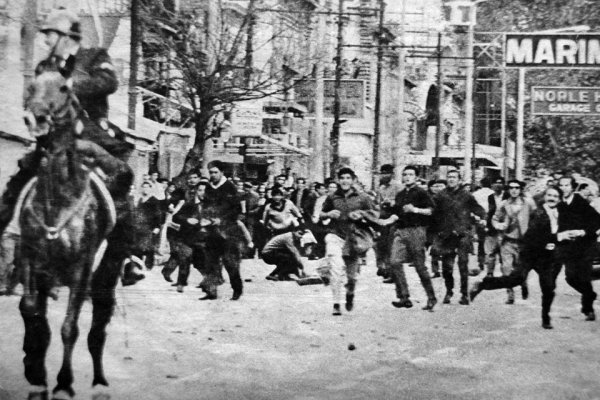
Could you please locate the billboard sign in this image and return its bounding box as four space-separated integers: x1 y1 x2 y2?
505 34 600 68
294 79 365 118
230 102 263 137
531 86 600 115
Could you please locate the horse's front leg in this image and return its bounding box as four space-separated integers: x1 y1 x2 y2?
19 260 51 400
88 255 120 399
52 283 87 400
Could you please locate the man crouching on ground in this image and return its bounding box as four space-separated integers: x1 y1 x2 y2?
320 167 378 315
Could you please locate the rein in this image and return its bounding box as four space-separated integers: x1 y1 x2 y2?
24 179 93 241
24 72 91 241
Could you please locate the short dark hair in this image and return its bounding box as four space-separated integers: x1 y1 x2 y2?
507 179 524 190
271 186 284 197
187 169 200 177
493 177 505 185
435 179 448 185
559 176 578 189
314 183 325 190
403 165 419 175
447 170 461 178
337 167 356 179
296 177 306 184
197 181 208 188
545 186 563 199
207 160 226 171
141 181 152 187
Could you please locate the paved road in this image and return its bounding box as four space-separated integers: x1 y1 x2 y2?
1 254 600 400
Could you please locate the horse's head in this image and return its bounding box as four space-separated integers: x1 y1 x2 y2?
24 58 83 146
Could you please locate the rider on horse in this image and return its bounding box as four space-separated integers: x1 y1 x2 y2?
0 8 142 293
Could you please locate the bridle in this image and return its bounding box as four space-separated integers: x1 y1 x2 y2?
22 62 90 241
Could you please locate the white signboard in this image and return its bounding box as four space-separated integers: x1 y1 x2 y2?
505 34 600 68
230 102 263 137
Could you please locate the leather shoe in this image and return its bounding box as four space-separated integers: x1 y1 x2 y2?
542 316 553 329
443 291 453 304
199 294 217 301
458 295 470 305
265 274 279 281
431 272 441 278
423 297 437 311
231 290 242 301
392 299 413 308
333 303 342 316
584 310 596 321
161 270 173 283
383 278 394 284
176 285 184 293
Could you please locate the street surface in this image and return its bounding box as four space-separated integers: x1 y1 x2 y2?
1 254 600 400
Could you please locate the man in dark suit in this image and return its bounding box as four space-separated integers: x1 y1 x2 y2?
290 177 312 216
133 182 163 269
201 160 244 301
471 186 563 329
556 177 600 321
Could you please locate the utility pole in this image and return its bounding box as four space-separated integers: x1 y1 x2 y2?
394 0 406 171
23 0 37 92
516 67 525 180
312 0 327 182
330 0 344 175
434 31 443 171
242 2 257 179
463 4 475 183
501 67 508 179
128 0 140 131
371 0 385 188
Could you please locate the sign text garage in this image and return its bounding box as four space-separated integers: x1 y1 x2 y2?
505 34 600 68
531 87 600 115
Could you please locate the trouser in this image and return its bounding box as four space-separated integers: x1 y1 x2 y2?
161 239 193 286
202 229 243 297
261 249 303 279
476 226 486 268
479 251 561 320
375 225 393 276
559 245 597 314
484 234 502 275
192 244 223 293
325 234 361 304
389 226 435 300
436 234 471 296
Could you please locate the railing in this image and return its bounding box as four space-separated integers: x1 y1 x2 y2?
38 0 129 16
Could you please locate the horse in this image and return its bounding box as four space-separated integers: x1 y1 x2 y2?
16 59 120 400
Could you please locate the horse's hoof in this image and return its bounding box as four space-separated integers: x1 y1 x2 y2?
51 389 73 400
28 386 48 400
91 384 111 400
28 391 49 400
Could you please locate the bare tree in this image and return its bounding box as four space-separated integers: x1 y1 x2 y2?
139 0 320 174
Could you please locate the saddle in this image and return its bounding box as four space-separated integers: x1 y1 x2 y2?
8 170 116 240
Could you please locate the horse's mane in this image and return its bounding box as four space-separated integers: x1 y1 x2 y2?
31 61 90 206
